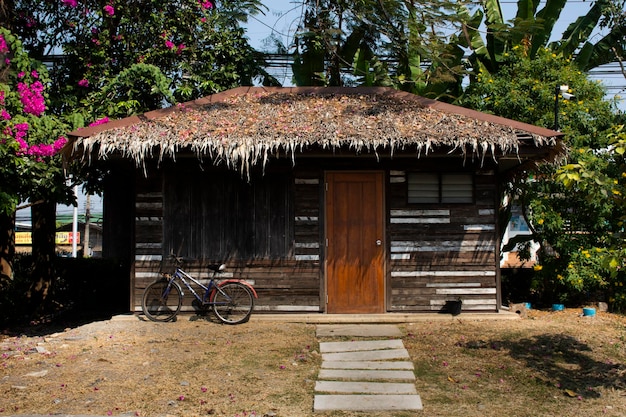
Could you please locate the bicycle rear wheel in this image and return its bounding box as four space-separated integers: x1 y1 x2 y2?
142 280 182 322
212 282 254 324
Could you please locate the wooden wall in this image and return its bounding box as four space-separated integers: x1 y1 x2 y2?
128 157 500 313
387 167 499 312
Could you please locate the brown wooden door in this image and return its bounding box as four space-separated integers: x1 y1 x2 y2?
325 172 385 313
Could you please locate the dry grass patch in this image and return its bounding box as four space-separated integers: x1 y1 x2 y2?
0 316 320 417
402 309 626 417
1 310 625 417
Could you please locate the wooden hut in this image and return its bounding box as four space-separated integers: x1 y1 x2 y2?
66 86 563 314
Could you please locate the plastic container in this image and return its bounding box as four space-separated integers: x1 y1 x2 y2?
524 302 532 309
582 307 596 317
552 303 565 311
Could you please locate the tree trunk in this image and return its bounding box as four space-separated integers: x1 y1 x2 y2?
27 200 56 312
0 211 15 289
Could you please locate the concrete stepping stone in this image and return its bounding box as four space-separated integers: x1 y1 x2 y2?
318 369 415 381
322 348 409 362
316 324 403 337
314 394 423 411
320 339 404 353
314 333 423 412
322 360 414 370
315 380 417 394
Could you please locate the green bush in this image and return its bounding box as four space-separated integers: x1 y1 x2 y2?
1 256 129 329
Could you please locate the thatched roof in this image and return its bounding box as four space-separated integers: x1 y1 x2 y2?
67 86 564 174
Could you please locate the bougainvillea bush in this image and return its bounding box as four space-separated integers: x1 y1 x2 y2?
0 28 71 217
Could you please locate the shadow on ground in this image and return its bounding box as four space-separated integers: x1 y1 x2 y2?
461 333 625 398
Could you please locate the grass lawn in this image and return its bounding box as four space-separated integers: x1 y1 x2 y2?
0 309 624 416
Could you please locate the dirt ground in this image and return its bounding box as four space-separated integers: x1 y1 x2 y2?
1 309 625 417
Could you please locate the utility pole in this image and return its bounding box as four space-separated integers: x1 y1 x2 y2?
72 184 78 257
84 194 91 257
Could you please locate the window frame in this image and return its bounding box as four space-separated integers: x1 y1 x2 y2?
407 172 475 204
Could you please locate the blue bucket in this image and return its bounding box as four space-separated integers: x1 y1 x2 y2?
582 307 596 317
552 303 565 311
524 302 532 309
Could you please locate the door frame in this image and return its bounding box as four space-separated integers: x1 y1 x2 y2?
323 170 386 313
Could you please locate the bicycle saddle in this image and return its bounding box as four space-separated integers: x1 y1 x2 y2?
208 263 226 272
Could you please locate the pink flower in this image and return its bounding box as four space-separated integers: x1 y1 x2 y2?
165 40 175 50
178 395 185 401
88 117 109 127
78 79 89 87
12 123 30 154
53 136 67 151
31 70 39 79
62 0 78 7
176 44 185 55
199 0 214 9
103 5 115 16
17 81 45 116
0 35 8 54
1 109 11 120
18 71 25 78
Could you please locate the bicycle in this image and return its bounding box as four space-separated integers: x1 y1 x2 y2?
141 254 257 324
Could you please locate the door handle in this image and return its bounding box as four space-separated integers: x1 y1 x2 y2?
376 240 382 246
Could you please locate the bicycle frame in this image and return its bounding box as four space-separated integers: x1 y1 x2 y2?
166 266 258 305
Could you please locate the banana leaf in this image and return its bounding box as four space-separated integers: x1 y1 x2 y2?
555 0 607 58
529 0 567 58
575 23 626 71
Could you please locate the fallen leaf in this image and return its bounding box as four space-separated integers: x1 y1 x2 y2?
564 389 578 397
448 375 458 383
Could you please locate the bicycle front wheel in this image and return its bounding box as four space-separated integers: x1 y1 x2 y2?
142 279 182 322
212 282 254 325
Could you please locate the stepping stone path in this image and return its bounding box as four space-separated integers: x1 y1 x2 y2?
313 325 423 412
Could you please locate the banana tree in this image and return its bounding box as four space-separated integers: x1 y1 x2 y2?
560 0 626 71
458 0 623 76
291 0 468 100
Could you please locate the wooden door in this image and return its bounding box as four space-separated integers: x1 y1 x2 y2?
325 172 385 313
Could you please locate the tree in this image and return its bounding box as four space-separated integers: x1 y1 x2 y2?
0 29 72 298
554 124 626 311
458 0 626 78
291 0 468 99
459 46 621 306
1 1 277 316
13 0 278 120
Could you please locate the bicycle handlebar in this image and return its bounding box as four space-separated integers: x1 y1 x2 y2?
167 253 225 272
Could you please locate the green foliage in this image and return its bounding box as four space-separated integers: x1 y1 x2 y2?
291 0 468 99
458 47 616 136
554 125 626 311
459 0 625 79
15 0 276 120
84 63 175 119
459 44 622 308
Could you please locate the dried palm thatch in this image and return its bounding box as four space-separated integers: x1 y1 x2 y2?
67 87 563 175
